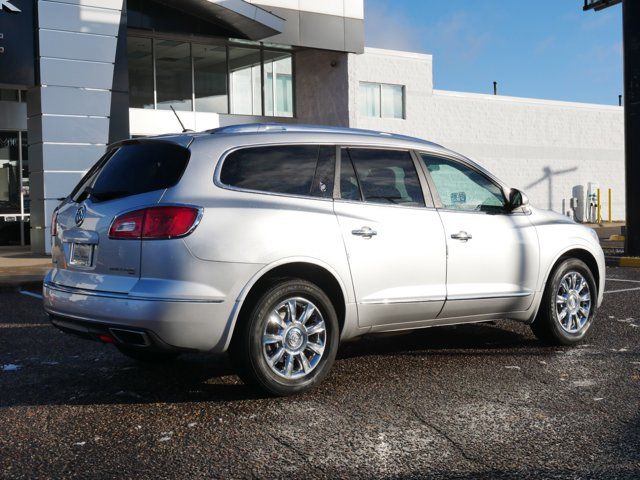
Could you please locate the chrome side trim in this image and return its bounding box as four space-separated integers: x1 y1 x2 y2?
360 296 446 305
44 282 224 304
447 291 532 301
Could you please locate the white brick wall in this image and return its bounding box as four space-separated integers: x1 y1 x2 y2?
350 48 626 220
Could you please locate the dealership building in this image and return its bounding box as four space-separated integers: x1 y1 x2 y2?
0 0 625 253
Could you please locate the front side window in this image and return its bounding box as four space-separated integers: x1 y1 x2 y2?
420 154 506 213
220 145 335 198
341 149 424 207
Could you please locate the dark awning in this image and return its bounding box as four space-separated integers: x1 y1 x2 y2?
153 0 284 40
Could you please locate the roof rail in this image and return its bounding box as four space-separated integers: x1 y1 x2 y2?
204 123 441 147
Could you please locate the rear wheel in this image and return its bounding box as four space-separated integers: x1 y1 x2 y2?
116 346 179 363
231 279 339 396
531 258 597 346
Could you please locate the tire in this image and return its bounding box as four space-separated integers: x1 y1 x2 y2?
531 258 597 346
230 279 339 396
116 346 179 363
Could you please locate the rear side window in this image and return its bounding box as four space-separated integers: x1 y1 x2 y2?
220 145 335 198
341 148 425 207
81 142 190 202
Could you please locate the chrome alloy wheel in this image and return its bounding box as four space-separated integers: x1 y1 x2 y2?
556 271 591 334
262 297 327 380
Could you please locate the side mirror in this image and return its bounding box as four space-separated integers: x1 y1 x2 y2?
507 188 529 211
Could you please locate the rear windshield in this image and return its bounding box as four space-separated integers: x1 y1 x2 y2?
71 142 190 202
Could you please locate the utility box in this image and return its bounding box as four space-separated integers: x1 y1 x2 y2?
572 185 586 223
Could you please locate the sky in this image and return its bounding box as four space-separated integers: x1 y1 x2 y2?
364 0 623 105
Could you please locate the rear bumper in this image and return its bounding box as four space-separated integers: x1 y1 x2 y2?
43 281 237 352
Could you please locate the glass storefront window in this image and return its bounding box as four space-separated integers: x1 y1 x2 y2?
0 89 20 102
229 47 262 115
0 131 29 245
193 44 228 113
128 36 294 117
127 37 154 109
155 40 192 111
0 132 20 214
264 51 293 117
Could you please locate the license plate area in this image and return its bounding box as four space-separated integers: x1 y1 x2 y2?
69 243 94 268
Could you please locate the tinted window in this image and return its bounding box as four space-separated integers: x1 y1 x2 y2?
309 146 336 198
86 143 190 202
221 145 334 197
346 149 424 207
420 154 505 213
339 149 361 201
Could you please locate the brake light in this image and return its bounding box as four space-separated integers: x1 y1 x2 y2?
109 206 200 240
51 210 58 237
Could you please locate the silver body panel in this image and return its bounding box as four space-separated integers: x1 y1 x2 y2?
43 127 606 352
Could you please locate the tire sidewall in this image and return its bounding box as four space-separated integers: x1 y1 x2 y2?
246 280 339 395
545 259 597 344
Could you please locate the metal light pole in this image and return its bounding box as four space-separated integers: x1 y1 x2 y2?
584 0 639 256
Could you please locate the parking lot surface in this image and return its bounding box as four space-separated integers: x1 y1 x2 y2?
1 266 640 479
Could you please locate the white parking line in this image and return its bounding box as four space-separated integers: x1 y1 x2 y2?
604 287 640 295
19 290 43 300
606 278 640 284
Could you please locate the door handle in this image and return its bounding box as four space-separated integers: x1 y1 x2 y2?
352 226 377 239
451 231 472 242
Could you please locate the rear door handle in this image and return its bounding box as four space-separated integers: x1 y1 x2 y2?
352 226 377 239
451 231 472 242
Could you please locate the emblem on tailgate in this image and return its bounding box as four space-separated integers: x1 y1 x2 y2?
75 205 86 227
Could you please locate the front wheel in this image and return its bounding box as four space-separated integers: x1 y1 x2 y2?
231 279 339 396
531 258 597 346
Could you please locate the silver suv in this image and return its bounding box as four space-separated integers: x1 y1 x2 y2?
44 124 605 395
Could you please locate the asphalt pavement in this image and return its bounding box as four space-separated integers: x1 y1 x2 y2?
1 267 640 479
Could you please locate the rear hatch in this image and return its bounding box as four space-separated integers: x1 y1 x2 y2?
50 139 191 294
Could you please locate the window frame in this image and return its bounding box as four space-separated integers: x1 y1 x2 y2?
128 30 295 117
415 151 512 215
358 82 406 120
214 143 338 202
333 146 435 210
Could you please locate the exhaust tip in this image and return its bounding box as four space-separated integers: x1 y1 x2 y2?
109 328 150 347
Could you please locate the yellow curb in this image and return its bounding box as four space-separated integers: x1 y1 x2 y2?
609 235 625 241
619 257 640 268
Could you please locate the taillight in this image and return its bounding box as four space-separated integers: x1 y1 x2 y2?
51 210 58 237
109 206 200 240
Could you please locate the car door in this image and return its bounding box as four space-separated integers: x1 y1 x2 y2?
333 147 447 328
417 152 540 318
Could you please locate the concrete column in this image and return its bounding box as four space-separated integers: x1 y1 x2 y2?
27 0 127 254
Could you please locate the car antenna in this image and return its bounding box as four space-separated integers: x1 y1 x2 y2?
170 105 194 133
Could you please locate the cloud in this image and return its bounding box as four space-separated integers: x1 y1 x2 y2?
364 1 424 52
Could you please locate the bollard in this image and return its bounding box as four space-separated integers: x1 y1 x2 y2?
597 188 602 224
608 188 612 223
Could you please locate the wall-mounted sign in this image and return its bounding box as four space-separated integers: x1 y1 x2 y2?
0 0 35 86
